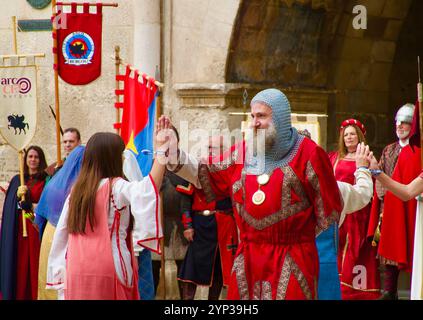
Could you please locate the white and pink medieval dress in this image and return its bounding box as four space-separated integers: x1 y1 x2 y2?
46 176 162 300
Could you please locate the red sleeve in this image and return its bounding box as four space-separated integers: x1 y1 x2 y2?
197 143 242 203
305 145 343 233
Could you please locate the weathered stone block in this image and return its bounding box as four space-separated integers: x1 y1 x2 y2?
384 19 404 41
340 37 373 60
381 0 412 19
371 40 396 62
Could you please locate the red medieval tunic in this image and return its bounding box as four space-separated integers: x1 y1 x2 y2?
329 153 380 300
17 174 46 300
199 136 342 300
377 145 421 272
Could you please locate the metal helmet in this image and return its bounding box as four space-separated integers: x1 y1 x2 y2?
395 103 415 124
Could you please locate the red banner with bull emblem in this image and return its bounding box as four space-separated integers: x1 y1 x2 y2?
54 3 103 85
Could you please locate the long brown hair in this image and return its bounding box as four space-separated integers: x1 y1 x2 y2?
24 145 47 177
67 132 125 234
337 124 366 160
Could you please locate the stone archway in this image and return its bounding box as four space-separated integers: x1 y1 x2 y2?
225 0 422 154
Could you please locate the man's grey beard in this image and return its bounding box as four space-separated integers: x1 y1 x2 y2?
250 122 277 150
264 122 277 149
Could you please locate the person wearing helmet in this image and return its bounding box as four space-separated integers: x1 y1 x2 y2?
367 103 415 300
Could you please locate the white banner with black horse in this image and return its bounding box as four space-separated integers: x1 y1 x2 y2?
0 59 37 151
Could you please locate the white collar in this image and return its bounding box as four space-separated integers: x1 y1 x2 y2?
399 138 409 148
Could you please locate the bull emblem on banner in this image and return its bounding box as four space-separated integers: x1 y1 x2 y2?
7 114 29 135
0 64 37 151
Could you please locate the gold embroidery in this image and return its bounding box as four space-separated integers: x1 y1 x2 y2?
209 149 239 173
306 161 340 233
198 163 216 203
277 255 292 300
253 281 272 300
261 281 272 300
232 254 249 300
315 211 339 237
232 178 243 195
277 253 312 300
253 282 261 300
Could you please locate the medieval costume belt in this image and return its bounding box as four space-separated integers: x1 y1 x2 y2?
194 210 215 216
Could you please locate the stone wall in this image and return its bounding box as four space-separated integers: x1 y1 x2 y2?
0 0 134 218
161 0 241 140
221 0 421 156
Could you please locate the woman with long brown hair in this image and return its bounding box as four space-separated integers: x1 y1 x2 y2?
0 146 48 300
328 119 381 300
46 128 168 300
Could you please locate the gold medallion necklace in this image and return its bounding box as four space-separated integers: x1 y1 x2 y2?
252 173 270 205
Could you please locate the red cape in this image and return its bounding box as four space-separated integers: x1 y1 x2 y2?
377 145 421 272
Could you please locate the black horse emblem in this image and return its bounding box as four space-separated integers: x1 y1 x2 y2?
7 114 29 135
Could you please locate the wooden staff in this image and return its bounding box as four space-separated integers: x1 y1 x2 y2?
11 16 28 237
115 46 121 135
155 65 166 300
18 151 28 237
12 16 18 54
51 0 62 167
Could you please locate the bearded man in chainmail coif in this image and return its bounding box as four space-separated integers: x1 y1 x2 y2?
163 88 344 300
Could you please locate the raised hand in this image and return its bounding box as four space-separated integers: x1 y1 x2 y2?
355 142 370 168
368 153 380 170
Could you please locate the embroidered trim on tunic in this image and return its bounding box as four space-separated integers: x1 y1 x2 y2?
315 211 339 237
235 166 310 231
253 281 272 300
232 178 243 195
209 149 240 173
378 255 399 266
306 161 339 233
253 282 260 300
261 281 272 300
276 253 312 300
232 253 249 300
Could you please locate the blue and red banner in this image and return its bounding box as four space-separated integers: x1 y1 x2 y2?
53 3 103 85
120 66 158 176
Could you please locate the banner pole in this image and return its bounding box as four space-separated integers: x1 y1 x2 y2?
12 16 18 54
115 46 121 135
18 150 28 237
11 16 28 237
51 0 62 167
155 65 166 300
156 67 165 300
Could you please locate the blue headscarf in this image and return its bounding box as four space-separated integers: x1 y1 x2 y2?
249 88 300 174
35 145 85 236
